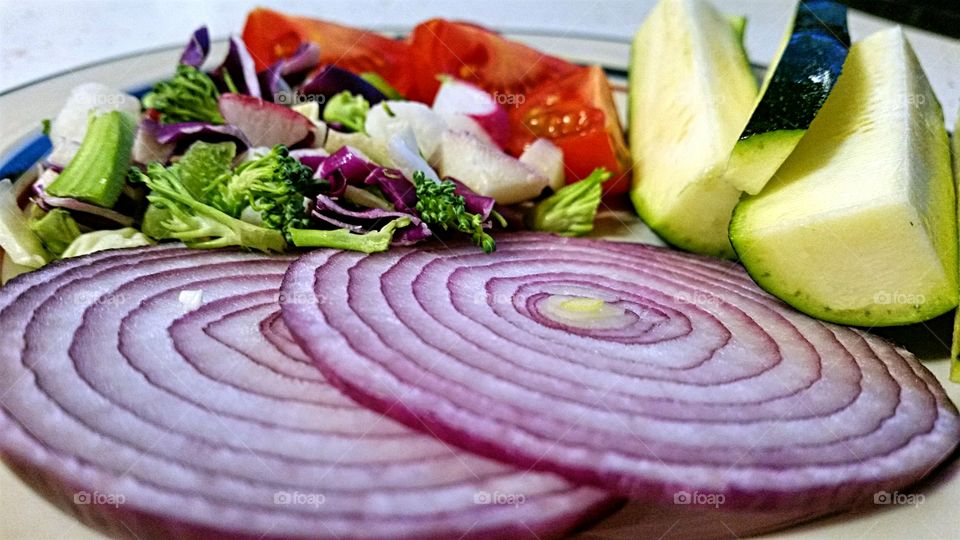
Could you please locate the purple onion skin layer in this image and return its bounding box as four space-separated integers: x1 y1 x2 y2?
0 246 617 540
280 233 960 513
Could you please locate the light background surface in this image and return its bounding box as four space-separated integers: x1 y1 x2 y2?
0 1 958 539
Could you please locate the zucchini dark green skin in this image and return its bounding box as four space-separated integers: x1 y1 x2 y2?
741 0 850 137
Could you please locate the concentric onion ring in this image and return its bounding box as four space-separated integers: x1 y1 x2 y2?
281 233 960 511
0 246 616 539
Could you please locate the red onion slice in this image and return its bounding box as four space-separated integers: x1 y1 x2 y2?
280 233 960 511
0 246 616 539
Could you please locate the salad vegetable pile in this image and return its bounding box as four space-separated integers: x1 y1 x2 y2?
0 17 628 282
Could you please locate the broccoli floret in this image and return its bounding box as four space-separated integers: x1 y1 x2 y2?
204 145 316 239
413 171 495 253
143 64 224 124
132 163 285 252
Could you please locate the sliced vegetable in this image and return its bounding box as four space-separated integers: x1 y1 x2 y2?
360 71 404 99
519 139 565 192
432 78 510 148
731 28 957 326
289 217 409 252
322 91 370 133
219 93 313 147
406 19 581 103
365 101 445 159
414 171 494 252
527 168 610 236
725 0 850 195
178 26 211 68
243 8 415 94
212 36 261 98
0 247 614 539
60 227 153 258
281 232 960 510
154 121 251 150
143 64 224 124
46 83 140 167
298 66 386 110
435 130 549 204
28 208 81 256
131 118 174 165
508 66 630 194
629 0 757 258
134 163 286 252
0 179 49 268
953 109 960 383
46 111 136 208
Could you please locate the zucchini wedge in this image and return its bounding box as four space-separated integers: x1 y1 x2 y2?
951 110 959 383
730 28 957 326
726 0 850 195
628 0 757 259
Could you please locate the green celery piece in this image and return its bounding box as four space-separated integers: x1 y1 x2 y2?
528 168 611 236
29 208 81 256
323 91 370 133
46 111 136 208
289 218 410 253
360 72 404 100
178 141 236 201
0 179 50 268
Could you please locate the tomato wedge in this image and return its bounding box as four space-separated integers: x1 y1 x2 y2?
508 66 632 195
242 8 415 96
406 19 581 103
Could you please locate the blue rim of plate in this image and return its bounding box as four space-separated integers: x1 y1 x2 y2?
0 27 766 180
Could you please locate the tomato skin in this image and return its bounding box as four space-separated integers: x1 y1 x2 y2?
242 8 415 96
508 66 632 195
406 19 580 103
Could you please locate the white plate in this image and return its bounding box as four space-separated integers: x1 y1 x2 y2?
0 28 957 540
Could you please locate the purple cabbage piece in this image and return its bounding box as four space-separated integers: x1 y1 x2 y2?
316 146 377 196
132 118 174 165
365 168 417 213
298 65 387 112
449 178 495 220
212 36 261 98
289 149 328 174
154 122 251 151
259 66 292 104
312 194 430 245
32 181 135 227
179 26 210 67
262 43 321 102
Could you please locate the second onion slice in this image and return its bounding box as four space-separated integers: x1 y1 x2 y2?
281 233 960 511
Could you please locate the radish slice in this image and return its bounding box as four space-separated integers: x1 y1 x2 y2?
519 139 565 192
365 101 445 160
0 246 615 539
219 93 313 147
281 233 960 511
432 79 510 148
435 131 549 204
